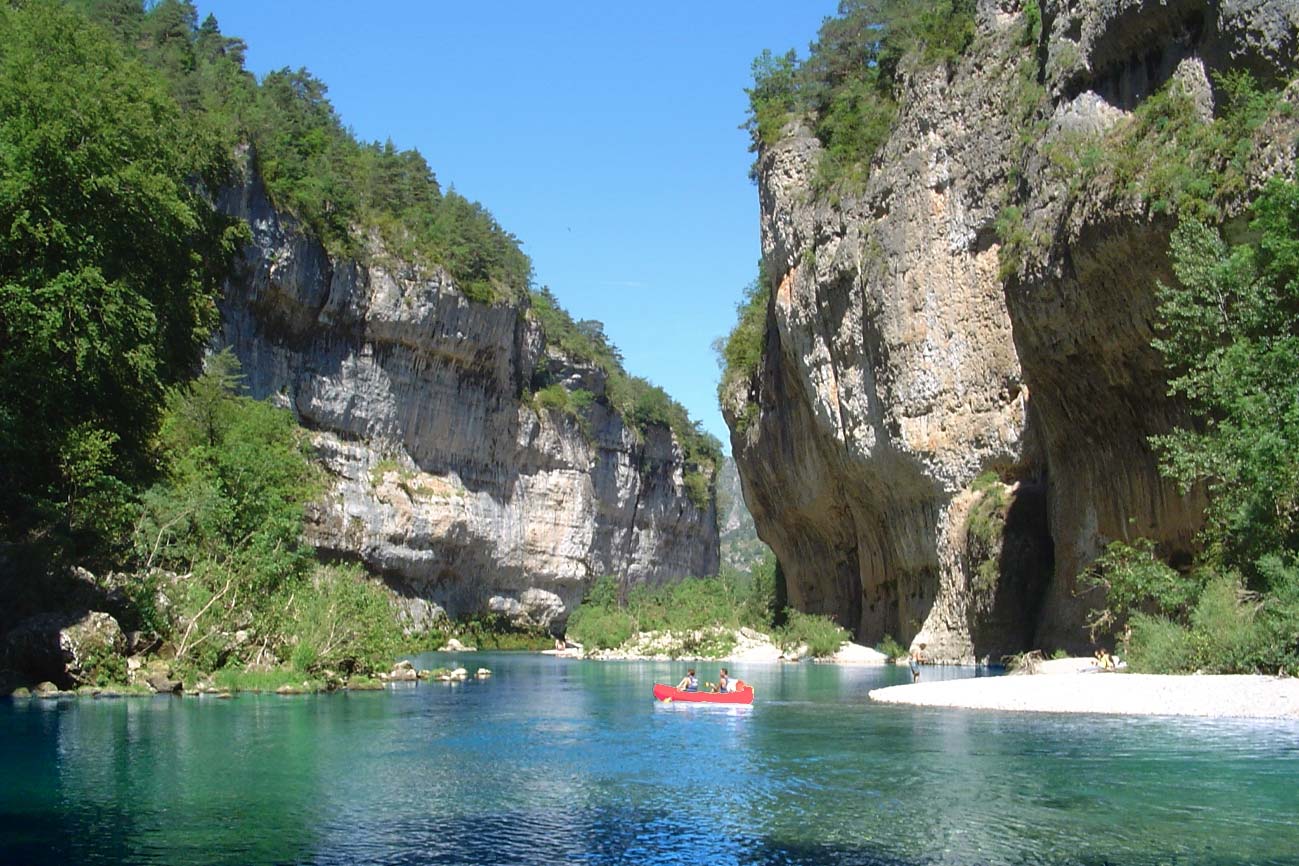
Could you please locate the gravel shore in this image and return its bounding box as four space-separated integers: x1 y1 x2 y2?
869 672 1299 719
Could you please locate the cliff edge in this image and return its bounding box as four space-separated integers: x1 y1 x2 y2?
724 0 1299 661
217 160 719 631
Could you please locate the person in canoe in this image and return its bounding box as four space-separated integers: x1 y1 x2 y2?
712 667 732 693
675 668 699 692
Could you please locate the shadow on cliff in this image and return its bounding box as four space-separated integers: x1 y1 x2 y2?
966 476 1056 662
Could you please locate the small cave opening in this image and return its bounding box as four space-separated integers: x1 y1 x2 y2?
1064 8 1206 111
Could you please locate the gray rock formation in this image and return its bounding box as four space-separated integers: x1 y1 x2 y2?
215 157 718 629
724 0 1299 662
4 610 125 687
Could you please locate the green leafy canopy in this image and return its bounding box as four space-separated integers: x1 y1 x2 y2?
0 0 242 556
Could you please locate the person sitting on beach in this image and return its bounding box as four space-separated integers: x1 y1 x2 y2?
675 668 699 692
1095 648 1116 671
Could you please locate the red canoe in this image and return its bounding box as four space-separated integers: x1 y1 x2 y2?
653 682 754 704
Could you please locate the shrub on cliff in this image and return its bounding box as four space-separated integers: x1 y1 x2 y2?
529 288 721 508
745 0 976 188
715 273 771 418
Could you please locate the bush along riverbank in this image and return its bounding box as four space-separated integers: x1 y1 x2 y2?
1079 180 1299 677
562 562 860 661
0 355 551 699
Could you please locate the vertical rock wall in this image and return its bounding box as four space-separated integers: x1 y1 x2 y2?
725 0 1298 661
216 162 718 628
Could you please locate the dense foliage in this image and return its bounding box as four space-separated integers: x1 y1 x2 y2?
746 0 976 189
75 0 532 302
0 0 533 560
1085 180 1299 675
529 288 722 508
566 554 846 660
134 352 401 677
1 1 725 691
0 1 243 558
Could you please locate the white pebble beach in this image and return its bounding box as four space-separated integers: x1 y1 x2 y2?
869 671 1299 719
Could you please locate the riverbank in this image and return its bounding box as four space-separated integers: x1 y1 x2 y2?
869 671 1299 719
560 627 891 665
2 659 494 700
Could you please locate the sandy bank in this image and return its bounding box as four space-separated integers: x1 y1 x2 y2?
869 672 1299 719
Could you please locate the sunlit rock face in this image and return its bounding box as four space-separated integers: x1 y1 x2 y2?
726 0 1298 662
215 162 718 629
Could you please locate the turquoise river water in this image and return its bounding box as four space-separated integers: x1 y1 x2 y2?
2 653 1297 865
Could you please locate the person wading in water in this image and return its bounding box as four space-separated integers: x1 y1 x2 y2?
909 643 928 682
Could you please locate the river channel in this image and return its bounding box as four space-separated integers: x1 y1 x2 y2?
2 653 1296 865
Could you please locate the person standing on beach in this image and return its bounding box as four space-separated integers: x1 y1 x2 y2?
909 643 928 683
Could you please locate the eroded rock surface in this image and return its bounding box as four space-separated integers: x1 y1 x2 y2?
3 611 125 687
725 0 1299 661
216 161 718 629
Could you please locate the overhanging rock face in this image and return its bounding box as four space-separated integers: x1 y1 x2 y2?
216 162 718 629
725 0 1299 662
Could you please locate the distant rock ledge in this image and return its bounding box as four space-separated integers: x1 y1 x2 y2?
869 673 1299 720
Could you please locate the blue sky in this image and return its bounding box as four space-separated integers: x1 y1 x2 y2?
195 1 838 448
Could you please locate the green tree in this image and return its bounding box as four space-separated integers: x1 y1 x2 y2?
134 352 320 670
0 1 240 557
1152 179 1299 586
744 0 975 187
1086 180 1299 675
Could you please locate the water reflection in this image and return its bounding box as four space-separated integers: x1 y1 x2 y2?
2 655 1298 865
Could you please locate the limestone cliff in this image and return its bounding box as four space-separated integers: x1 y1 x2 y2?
718 457 768 571
216 160 718 630
725 0 1299 661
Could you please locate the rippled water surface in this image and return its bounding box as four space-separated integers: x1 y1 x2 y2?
2 655 1298 865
